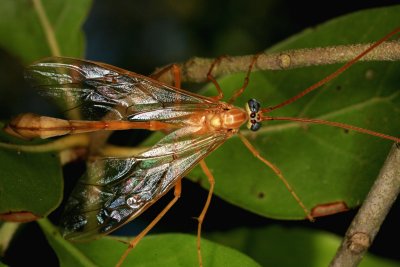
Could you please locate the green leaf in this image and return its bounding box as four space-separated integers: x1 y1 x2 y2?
188 6 400 219
207 226 400 267
0 0 91 220
0 125 62 219
39 219 261 267
0 0 92 63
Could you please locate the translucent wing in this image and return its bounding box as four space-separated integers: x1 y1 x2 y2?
60 126 228 241
25 57 220 121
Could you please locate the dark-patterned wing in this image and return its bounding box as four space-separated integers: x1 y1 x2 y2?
60 126 227 241
25 57 219 121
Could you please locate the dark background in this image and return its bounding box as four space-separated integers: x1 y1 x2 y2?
83 0 400 73
3 0 400 266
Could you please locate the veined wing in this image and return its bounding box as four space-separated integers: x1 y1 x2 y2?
25 57 220 121
60 126 228 241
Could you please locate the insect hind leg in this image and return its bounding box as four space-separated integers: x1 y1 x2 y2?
196 160 215 267
237 132 314 221
116 180 182 267
151 63 182 88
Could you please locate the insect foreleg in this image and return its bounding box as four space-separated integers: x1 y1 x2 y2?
116 179 182 267
228 54 260 104
237 132 314 221
206 56 227 101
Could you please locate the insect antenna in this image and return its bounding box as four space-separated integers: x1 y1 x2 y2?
261 116 400 143
261 27 400 113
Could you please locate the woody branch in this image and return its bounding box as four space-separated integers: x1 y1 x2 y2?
330 144 400 267
153 41 400 85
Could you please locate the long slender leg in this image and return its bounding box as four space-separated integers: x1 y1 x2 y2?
152 57 225 101
150 64 182 88
170 64 181 89
116 180 182 267
197 160 215 267
228 54 260 104
237 132 314 221
206 56 226 101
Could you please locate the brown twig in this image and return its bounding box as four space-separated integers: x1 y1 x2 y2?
153 41 400 85
329 144 400 267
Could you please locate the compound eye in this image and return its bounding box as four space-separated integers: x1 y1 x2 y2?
248 99 261 113
250 121 261 131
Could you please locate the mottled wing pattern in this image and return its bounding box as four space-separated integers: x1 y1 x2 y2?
60 126 228 241
25 57 219 122
28 57 227 240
